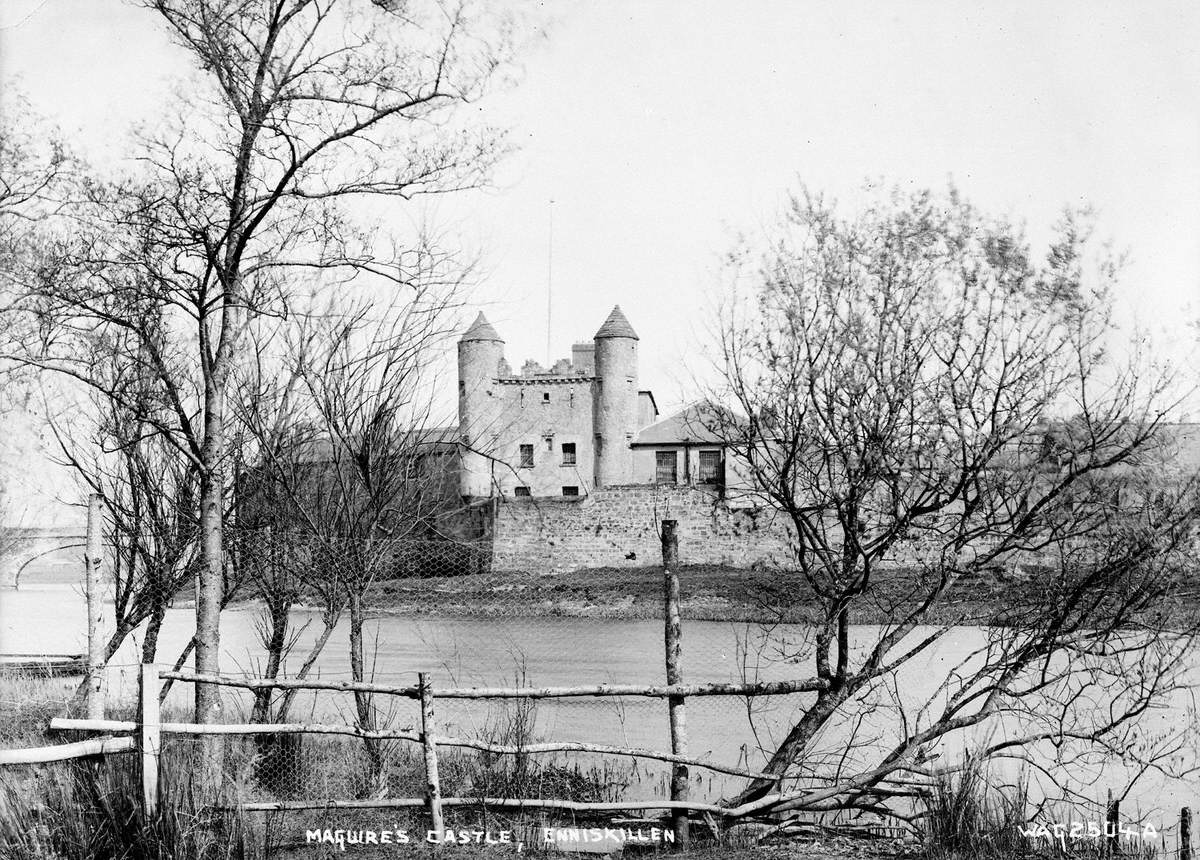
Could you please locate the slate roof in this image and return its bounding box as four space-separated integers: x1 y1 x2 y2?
594 305 639 340
285 426 459 464
634 403 725 445
460 312 503 342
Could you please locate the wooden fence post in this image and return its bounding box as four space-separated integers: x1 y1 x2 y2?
1181 806 1192 860
1106 789 1119 857
418 673 444 846
661 520 689 848
139 663 161 818
85 493 106 720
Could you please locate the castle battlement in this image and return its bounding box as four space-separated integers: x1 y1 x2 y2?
502 357 592 379
457 306 646 499
496 375 594 385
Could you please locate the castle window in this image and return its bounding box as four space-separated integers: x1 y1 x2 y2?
698 450 722 485
543 392 550 402
561 443 577 466
519 444 534 468
561 486 579 497
514 486 531 497
655 450 678 484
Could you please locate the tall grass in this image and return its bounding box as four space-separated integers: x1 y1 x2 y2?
0 753 250 860
919 758 1160 860
0 670 640 858
920 758 1035 858
0 672 74 748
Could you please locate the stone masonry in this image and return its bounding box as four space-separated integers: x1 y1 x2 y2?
490 484 795 573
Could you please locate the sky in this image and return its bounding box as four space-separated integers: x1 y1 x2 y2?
2 0 1199 519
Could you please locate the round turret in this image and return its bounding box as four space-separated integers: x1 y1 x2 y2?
592 306 639 487
458 313 505 498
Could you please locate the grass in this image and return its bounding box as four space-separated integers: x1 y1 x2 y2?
0 672 76 748
0 722 1162 859
919 758 1036 859
0 669 650 857
0 750 250 859
4 650 1174 859
917 758 1163 860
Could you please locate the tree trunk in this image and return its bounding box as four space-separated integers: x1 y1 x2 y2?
727 686 853 807
159 636 197 704
348 590 386 796
275 615 339 723
195 384 226 724
141 600 168 665
251 593 291 724
66 616 139 713
194 379 229 794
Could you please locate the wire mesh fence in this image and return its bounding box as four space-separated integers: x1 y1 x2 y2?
6 522 1197 860
0 525 815 809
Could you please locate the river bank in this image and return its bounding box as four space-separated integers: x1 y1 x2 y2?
351 563 1200 627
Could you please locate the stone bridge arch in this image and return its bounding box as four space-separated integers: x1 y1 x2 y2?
0 527 88 588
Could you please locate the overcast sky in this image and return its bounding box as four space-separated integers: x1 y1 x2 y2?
2 1 1199 522
4 1 1198 410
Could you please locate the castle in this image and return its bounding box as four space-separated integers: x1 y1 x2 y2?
457 306 726 500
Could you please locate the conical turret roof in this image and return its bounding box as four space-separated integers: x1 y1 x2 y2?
460 312 503 342
594 305 638 340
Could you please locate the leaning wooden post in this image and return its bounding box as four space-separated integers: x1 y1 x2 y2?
85 493 106 720
139 663 161 818
661 519 689 848
1181 806 1192 860
418 673 445 846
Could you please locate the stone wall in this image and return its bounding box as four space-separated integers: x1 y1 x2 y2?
490 484 795 573
490 376 598 497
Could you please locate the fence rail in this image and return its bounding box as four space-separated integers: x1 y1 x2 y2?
48 718 777 780
8 521 738 846
6 518 1196 859
46 658 780 821
0 735 134 765
157 670 829 699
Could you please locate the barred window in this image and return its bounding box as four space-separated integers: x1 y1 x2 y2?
519 444 534 468
514 486 531 497
562 442 577 465
655 450 678 484
698 450 722 485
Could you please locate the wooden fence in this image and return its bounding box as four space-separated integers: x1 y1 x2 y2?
1 520 800 847
3 518 1198 858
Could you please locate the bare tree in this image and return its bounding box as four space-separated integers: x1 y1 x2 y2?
705 186 1200 818
234 280 465 793
0 89 71 253
8 0 517 730
48 384 201 667
0 92 74 580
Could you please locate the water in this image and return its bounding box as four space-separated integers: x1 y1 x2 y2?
2 583 1196 823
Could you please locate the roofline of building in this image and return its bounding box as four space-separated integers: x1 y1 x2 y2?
629 439 724 448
